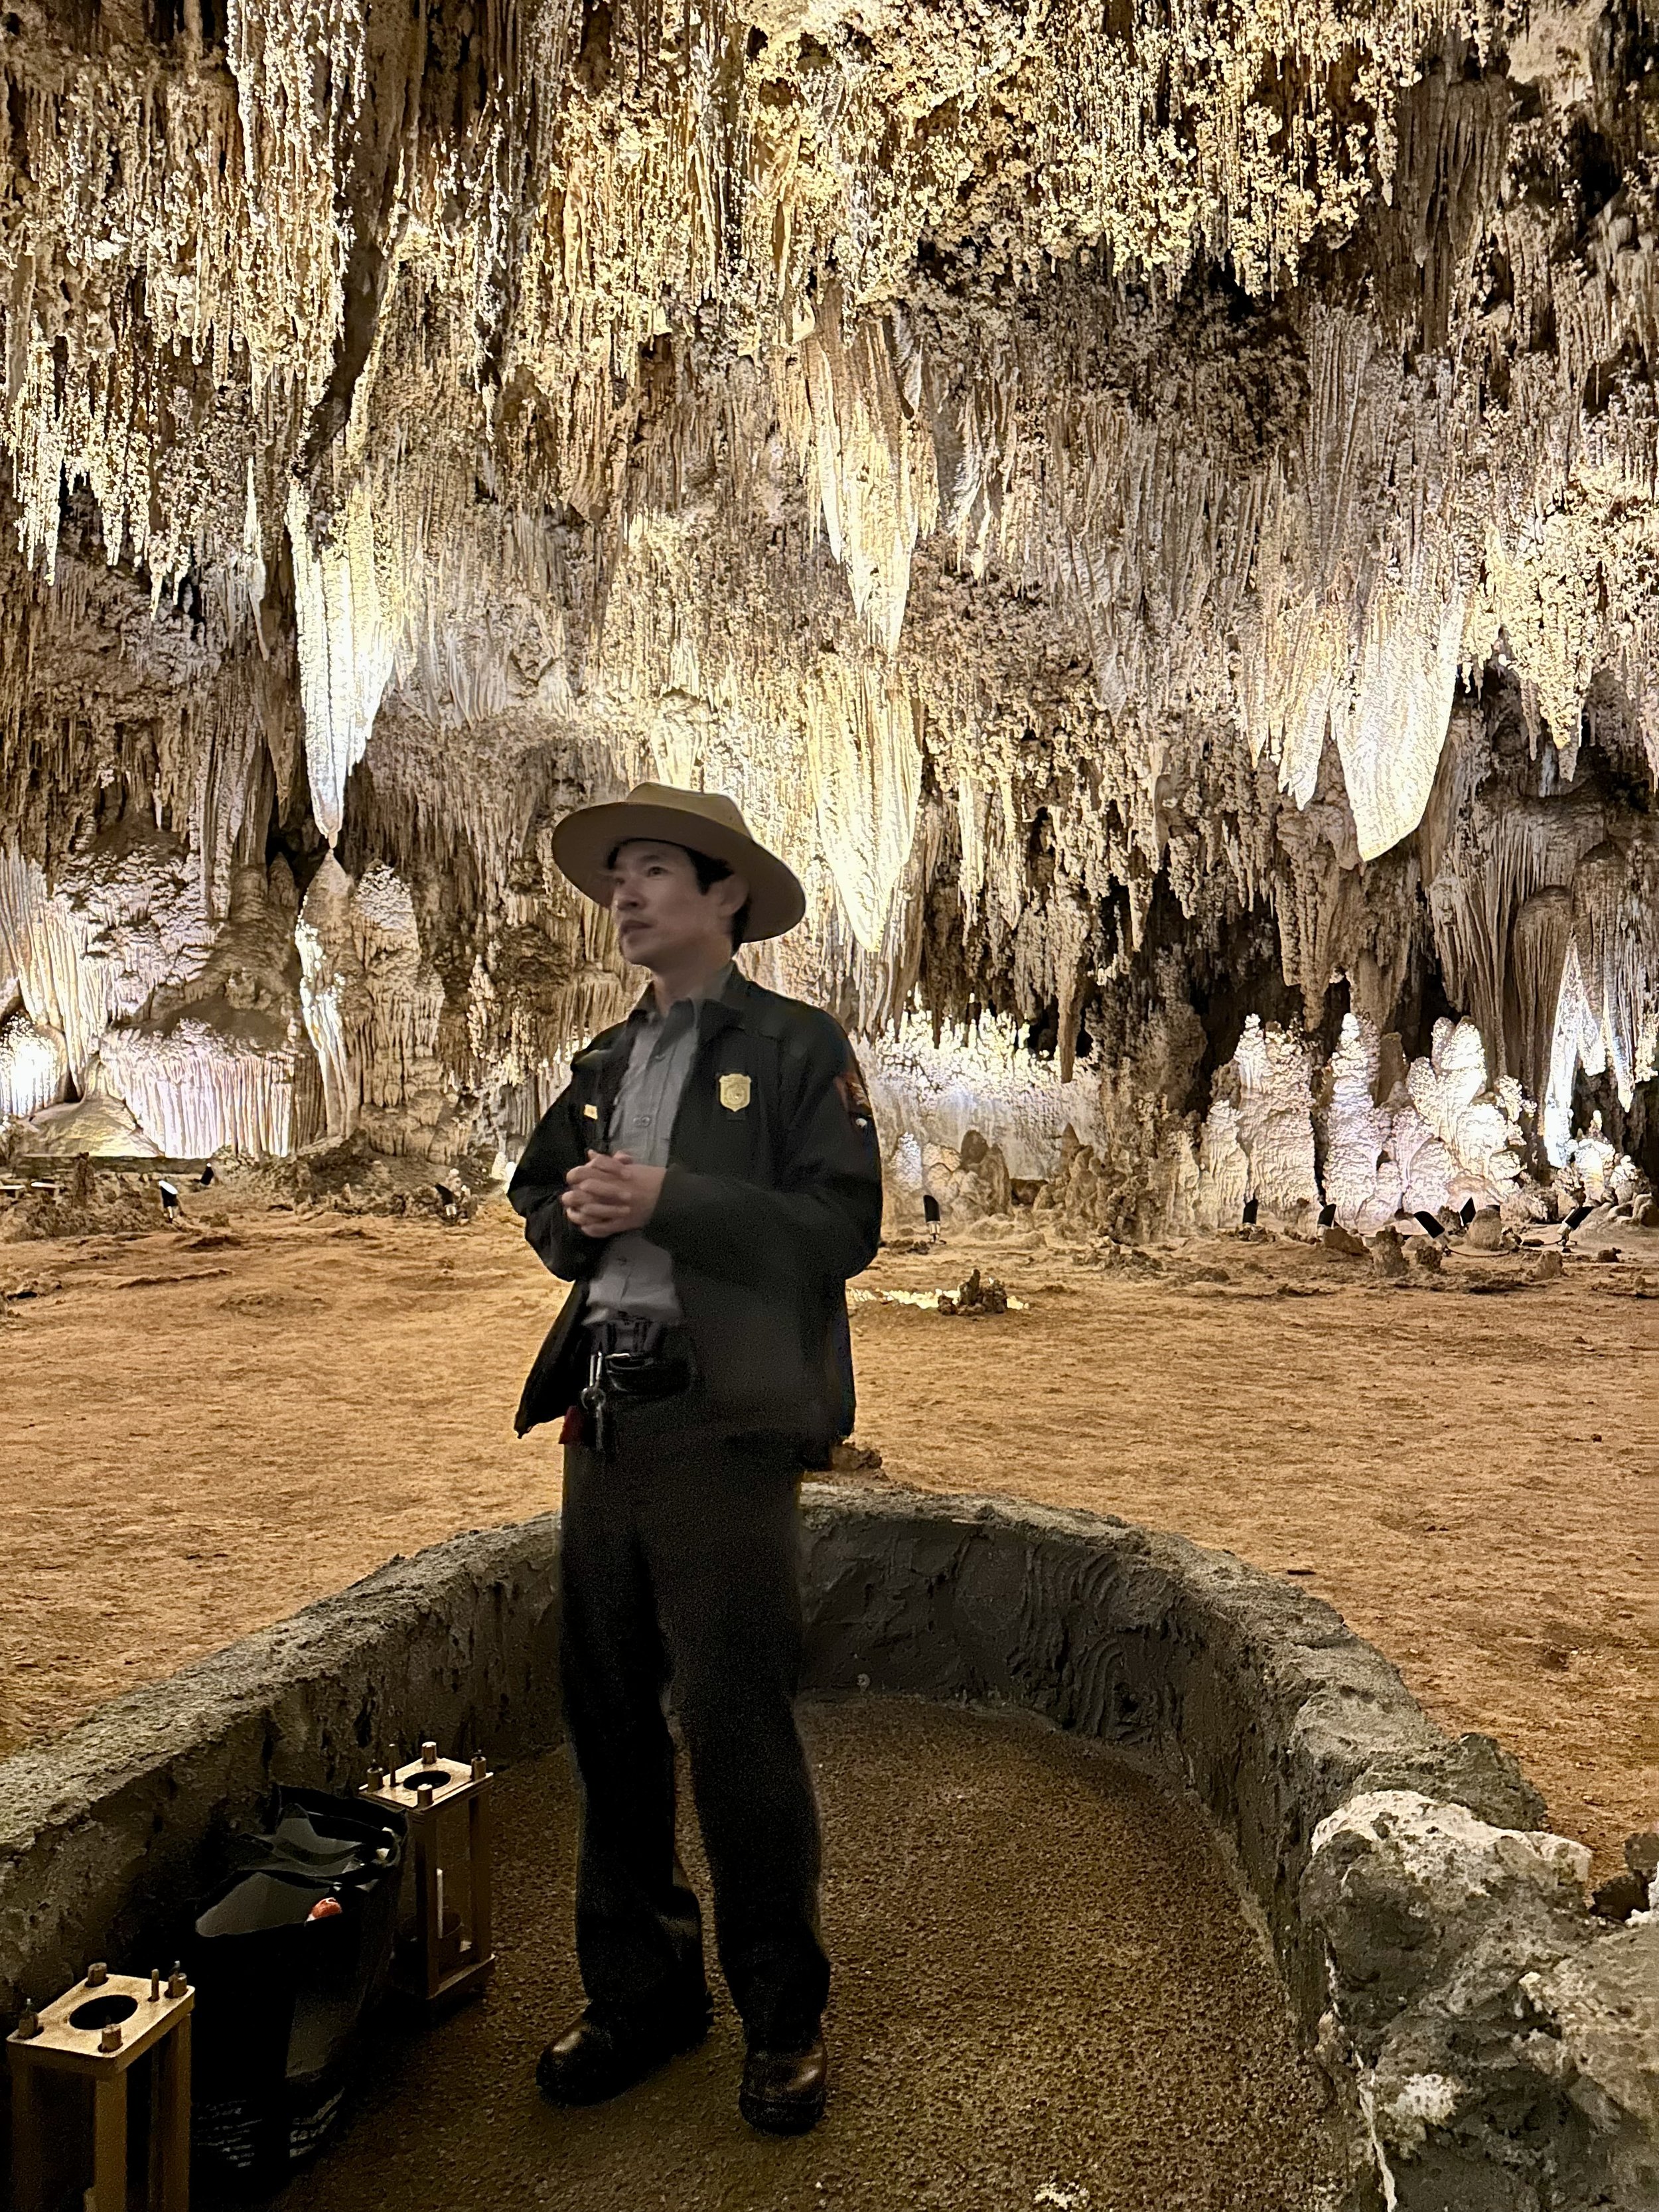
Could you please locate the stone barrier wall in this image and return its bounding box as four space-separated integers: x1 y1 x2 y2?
1 1487 1652 2211
798 1492 1659 2212
797 1489 1546 2012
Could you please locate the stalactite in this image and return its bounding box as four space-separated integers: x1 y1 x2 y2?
790 296 939 657
287 482 401 847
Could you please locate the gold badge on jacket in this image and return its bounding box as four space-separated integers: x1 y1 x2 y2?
719 1071 752 1113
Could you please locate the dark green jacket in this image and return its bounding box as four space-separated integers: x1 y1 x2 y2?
508 968 883 1459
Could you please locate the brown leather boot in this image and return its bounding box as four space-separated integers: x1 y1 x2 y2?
739 2034 828 2134
536 2004 711 2106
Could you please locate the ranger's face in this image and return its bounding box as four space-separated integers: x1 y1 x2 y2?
606 840 745 972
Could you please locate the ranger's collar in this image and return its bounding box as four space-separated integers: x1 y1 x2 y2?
624 960 734 1026
622 962 748 1039
697 964 752 1037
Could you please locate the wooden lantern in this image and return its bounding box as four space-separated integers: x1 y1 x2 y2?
359 1743 494 2006
9 1962 193 2212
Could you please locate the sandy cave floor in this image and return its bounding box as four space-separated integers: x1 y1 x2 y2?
281 1698 1338 2212
1 1198 1656 1872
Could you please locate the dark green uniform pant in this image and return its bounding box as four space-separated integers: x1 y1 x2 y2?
559 1405 830 2050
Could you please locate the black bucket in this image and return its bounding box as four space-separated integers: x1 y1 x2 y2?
182 1789 405 2197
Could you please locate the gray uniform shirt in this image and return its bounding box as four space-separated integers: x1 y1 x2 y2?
583 966 732 1325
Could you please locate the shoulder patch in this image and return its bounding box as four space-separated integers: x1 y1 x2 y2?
836 1049 875 1129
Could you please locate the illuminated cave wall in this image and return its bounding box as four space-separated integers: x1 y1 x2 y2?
1 0 1658 1212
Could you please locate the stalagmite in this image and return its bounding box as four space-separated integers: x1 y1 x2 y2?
1401 1019 1526 1215
1321 1016 1402 1234
297 856 451 1157
0 835 216 1084
1194 1102 1250 1234
1226 1018 1320 1221
861 1019 1102 1187
22 1096 159 1157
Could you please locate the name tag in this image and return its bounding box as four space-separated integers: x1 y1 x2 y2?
719 1072 752 1113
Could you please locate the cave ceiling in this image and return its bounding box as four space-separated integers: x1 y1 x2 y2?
1 0 1658 1179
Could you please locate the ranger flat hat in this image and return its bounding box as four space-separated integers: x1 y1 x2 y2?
551 781 807 942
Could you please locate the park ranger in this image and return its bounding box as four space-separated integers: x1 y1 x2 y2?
509 782 883 2136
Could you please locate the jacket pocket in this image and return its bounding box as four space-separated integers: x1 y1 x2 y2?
679 1270 819 1431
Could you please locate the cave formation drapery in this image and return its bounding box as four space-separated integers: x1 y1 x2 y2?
2 0 1658 1226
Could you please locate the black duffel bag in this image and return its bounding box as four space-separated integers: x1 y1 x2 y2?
182 1787 405 2197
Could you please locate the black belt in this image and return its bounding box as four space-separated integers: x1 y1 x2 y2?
586 1317 669 1358
580 1323 694 1448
